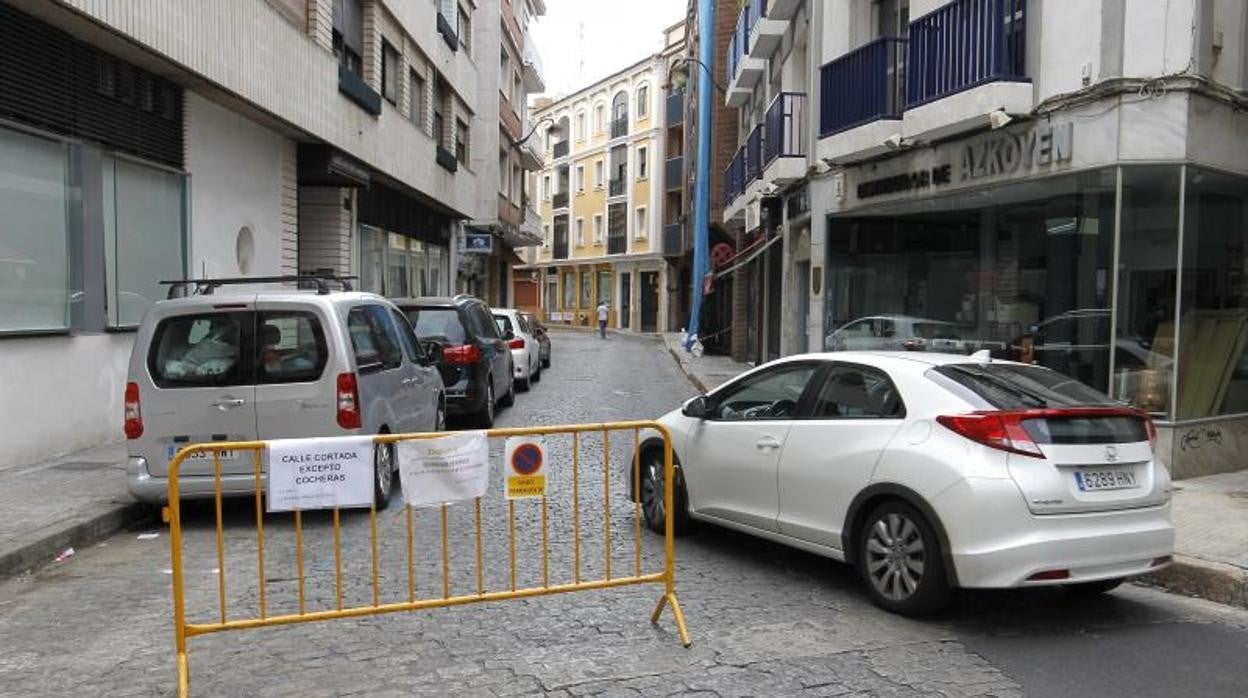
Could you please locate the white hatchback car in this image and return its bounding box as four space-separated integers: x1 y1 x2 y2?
635 352 1174 614
492 308 542 391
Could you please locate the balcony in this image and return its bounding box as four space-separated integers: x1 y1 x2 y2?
607 233 627 255
499 100 523 143
744 126 763 185
746 0 786 60
903 0 1031 141
552 190 569 209
610 117 628 139
662 222 689 256
520 204 543 245
338 64 381 116
763 92 806 184
725 5 765 108
664 156 684 192
723 147 744 209
522 42 545 93
552 140 569 159
666 92 684 126
815 37 906 164
608 178 625 197
518 114 544 170
498 193 522 227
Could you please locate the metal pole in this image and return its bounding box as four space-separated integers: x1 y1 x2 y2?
684 0 716 351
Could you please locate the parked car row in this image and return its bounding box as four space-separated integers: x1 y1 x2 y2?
124 281 554 509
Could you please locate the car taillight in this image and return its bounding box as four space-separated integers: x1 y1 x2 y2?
336 373 361 429
1144 417 1158 450
508 337 525 350
124 382 143 439
902 337 926 351
936 411 1045 458
443 344 483 365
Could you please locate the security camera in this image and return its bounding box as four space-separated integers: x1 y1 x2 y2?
883 133 904 150
989 109 1013 130
814 159 833 175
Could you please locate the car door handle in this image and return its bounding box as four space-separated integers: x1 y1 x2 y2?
755 436 782 450
213 398 246 410
401 377 418 386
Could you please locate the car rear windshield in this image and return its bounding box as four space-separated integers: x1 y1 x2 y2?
406 307 467 345
149 312 250 388
931 363 1117 410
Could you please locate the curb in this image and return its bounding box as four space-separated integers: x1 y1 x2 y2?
0 501 153 581
1145 554 1248 609
667 346 708 393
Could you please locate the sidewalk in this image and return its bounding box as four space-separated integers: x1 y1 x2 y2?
658 335 1248 608
0 442 152 579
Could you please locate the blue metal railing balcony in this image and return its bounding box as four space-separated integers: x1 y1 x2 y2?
819 37 907 137
907 0 1028 109
666 92 684 125
744 126 763 184
723 147 744 208
726 0 762 83
764 92 805 167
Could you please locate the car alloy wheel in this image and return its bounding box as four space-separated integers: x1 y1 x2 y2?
481 382 495 427
641 460 665 532
865 513 925 602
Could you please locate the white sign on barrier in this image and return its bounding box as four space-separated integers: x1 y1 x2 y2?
267 436 375 512
397 431 490 507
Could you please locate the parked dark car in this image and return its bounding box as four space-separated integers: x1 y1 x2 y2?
522 311 552 368
396 295 514 427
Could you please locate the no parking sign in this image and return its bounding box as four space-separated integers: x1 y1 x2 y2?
504 436 547 499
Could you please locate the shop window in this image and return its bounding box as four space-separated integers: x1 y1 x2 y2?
0 128 69 332
597 271 612 305
1174 167 1248 418
1115 167 1181 416
825 168 1116 394
563 271 576 308
105 157 187 328
581 271 593 308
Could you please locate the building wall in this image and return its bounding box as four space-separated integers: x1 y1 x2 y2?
185 93 293 279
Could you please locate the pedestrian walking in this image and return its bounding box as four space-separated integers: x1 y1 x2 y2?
597 301 608 339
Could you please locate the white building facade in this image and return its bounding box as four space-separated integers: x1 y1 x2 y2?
0 0 490 466
720 0 1248 478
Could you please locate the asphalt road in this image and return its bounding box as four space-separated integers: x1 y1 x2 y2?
1 329 1247 697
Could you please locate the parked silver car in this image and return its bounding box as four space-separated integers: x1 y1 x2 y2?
492 308 542 391
124 284 445 508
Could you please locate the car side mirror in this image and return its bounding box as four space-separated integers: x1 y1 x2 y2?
682 395 709 419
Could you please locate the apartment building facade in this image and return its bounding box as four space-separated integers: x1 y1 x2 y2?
525 23 686 333
719 0 1248 478
465 0 546 307
0 0 490 466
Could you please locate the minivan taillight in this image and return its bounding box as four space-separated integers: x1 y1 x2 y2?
1144 417 1158 450
508 337 525 350
443 344 483 365
936 412 1045 458
336 373 362 429
124 382 143 439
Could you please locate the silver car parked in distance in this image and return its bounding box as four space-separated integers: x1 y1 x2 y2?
124 288 445 508
491 308 543 391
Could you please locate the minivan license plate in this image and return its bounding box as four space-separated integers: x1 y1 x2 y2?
1075 469 1137 491
167 446 237 463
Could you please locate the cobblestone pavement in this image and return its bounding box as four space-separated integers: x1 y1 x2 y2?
3 331 1248 697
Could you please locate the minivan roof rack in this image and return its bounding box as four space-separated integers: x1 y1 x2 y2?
159 275 358 299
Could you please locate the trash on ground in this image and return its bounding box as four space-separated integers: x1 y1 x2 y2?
53 547 75 563
137 532 160 540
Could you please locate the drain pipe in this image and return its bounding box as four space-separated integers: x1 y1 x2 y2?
684 0 715 352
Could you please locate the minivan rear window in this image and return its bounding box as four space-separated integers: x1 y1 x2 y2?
258 311 327 384
406 307 468 345
149 313 250 388
931 363 1117 409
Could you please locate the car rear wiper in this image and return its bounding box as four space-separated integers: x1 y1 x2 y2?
950 366 1049 408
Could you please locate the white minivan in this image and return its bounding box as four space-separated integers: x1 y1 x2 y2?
125 283 445 508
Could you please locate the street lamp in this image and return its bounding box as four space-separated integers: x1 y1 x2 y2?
515 114 562 147
664 56 729 94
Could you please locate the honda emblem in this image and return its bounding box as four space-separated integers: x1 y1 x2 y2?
1104 445 1119 463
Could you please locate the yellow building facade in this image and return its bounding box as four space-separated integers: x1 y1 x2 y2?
521 23 685 333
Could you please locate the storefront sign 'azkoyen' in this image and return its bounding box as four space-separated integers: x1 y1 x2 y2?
857 122 1074 200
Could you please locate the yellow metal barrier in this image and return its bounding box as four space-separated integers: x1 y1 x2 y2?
164 421 689 697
